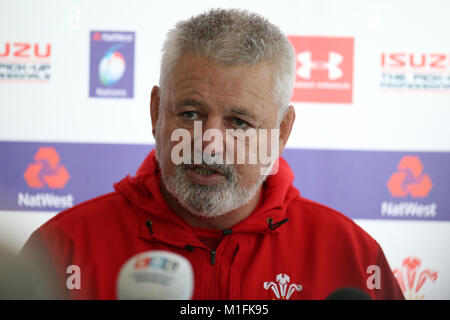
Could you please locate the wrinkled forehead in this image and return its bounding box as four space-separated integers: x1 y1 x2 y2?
164 51 275 84
162 53 279 118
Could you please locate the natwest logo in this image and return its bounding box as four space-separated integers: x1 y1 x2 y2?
288 36 353 104
381 155 437 219
24 146 70 189
92 32 102 41
393 257 438 300
92 31 134 43
19 146 73 210
387 156 432 198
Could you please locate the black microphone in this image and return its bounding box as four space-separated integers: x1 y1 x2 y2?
326 287 372 300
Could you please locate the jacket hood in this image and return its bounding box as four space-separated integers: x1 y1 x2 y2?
114 149 299 248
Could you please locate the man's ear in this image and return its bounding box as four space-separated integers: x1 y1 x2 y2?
278 105 295 156
150 86 161 139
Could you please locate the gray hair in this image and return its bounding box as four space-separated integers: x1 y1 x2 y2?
159 8 296 124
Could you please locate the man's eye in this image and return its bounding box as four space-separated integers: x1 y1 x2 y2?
232 118 250 128
180 111 199 120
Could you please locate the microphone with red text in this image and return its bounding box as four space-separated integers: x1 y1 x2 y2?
326 287 372 300
116 250 194 300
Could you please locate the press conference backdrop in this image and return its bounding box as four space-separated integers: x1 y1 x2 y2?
0 0 449 300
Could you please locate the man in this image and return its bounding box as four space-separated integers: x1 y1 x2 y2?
21 9 404 300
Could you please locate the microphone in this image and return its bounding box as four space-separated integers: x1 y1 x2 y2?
326 287 372 300
116 250 194 300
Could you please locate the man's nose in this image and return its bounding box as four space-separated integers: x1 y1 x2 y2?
193 117 226 162
202 117 224 155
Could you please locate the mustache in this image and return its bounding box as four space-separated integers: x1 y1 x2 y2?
179 153 236 179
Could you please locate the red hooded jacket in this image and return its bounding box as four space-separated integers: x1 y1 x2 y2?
21 150 404 300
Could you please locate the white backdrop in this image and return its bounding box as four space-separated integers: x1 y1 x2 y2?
0 0 449 299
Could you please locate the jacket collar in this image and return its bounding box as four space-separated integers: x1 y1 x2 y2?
114 149 299 248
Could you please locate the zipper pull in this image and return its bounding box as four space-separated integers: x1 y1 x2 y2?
210 250 216 265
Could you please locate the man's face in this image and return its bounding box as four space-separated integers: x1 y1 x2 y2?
153 54 282 217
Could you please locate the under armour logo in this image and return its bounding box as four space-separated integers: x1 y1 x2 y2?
297 51 343 80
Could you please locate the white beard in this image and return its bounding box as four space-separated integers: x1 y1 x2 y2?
155 128 267 218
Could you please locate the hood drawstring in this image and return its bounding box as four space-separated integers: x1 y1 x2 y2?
145 220 154 235
267 217 289 231
145 217 288 253
223 229 232 236
145 220 195 253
